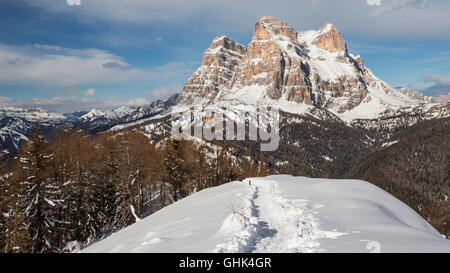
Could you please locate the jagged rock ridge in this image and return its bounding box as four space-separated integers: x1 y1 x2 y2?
177 36 246 104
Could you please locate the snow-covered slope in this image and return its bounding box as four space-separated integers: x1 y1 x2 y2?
0 106 65 154
0 117 33 154
82 175 450 253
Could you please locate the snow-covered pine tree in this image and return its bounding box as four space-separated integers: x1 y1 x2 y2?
196 144 211 190
164 138 184 202
8 128 65 253
67 132 106 245
47 129 95 249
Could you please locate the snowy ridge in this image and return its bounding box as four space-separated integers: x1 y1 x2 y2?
0 106 65 123
0 117 32 152
81 109 106 120
0 106 65 154
82 175 450 253
81 106 135 121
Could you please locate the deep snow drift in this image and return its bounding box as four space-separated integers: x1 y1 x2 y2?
83 175 450 253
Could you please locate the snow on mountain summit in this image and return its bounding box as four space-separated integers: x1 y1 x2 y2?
0 106 65 153
83 175 450 253
0 106 65 123
81 109 107 120
177 16 438 121
81 106 135 121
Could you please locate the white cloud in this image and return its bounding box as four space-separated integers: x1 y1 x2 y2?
66 0 81 6
367 0 382 6
18 0 450 39
370 0 430 14
0 43 193 86
0 96 13 104
83 88 96 96
424 74 450 85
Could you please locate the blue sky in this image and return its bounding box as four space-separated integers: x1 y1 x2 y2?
0 0 449 112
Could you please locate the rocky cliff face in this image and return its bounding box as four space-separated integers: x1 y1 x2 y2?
177 36 246 104
215 16 370 113
219 16 313 104
313 23 348 53
178 16 433 118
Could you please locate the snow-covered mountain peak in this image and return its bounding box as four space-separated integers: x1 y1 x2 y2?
81 109 106 120
254 15 299 44
81 106 135 121
0 106 65 123
210 35 239 46
320 22 335 32
176 16 443 121
312 23 347 54
177 34 247 105
111 106 134 118
212 16 367 111
203 36 246 60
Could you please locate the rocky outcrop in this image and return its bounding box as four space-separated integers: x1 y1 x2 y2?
177 36 246 104
313 23 348 54
217 16 369 112
219 16 313 104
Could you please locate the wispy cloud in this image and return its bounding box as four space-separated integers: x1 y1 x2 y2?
0 43 193 86
368 0 430 14
149 84 183 100
40 86 96 96
16 0 450 39
348 41 415 55
0 95 151 113
41 86 79 95
366 0 382 6
83 88 96 96
424 74 450 85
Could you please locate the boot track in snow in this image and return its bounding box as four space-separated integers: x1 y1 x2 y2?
213 179 341 253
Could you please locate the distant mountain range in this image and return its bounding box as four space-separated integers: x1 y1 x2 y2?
0 94 179 157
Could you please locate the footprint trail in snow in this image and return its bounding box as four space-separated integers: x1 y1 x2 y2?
214 179 345 253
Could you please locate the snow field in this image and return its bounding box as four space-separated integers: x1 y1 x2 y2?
83 175 450 253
